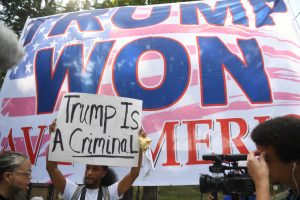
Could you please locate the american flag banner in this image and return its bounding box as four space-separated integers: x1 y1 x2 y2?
0 0 300 185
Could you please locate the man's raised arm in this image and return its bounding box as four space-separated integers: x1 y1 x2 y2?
117 148 142 195
46 121 67 194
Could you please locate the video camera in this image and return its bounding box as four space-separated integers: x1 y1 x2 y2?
199 154 255 196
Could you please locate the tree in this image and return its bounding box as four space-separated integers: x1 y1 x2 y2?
0 0 60 36
63 0 80 12
82 0 92 10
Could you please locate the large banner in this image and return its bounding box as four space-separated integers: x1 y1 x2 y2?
0 0 300 186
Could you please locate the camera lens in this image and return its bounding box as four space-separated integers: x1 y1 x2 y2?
200 174 210 193
199 175 224 193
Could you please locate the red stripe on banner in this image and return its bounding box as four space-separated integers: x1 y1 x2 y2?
109 24 300 49
142 100 300 133
99 83 116 96
141 52 162 60
187 45 197 55
191 69 199 85
1 97 36 117
184 44 300 64
273 92 300 101
264 52 300 64
107 50 117 66
262 45 300 63
172 11 178 17
267 67 300 82
0 92 68 117
140 76 162 86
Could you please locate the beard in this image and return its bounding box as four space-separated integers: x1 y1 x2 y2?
84 177 99 189
8 185 28 200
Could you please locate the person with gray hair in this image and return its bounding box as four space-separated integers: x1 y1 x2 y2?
0 151 32 200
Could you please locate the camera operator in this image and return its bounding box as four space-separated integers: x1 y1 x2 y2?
247 116 300 200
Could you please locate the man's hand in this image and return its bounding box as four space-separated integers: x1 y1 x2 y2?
247 151 270 200
49 119 57 133
247 151 269 184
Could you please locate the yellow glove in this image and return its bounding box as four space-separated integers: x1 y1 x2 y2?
138 129 152 153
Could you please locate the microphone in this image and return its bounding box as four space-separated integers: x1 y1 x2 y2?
0 22 25 70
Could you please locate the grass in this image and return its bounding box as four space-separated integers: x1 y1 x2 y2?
132 185 211 200
158 186 200 200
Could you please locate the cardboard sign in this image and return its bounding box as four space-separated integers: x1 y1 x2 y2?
48 93 142 167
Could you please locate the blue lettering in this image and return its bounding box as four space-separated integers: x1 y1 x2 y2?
23 19 45 46
112 6 171 29
49 9 108 36
198 37 272 105
35 41 114 114
180 0 248 26
249 0 287 27
113 37 190 110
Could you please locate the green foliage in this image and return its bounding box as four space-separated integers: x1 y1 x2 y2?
81 0 92 10
63 0 80 12
148 0 194 5
0 0 60 35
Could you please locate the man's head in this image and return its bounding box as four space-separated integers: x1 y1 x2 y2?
84 165 107 189
0 151 31 197
84 164 118 189
251 116 300 185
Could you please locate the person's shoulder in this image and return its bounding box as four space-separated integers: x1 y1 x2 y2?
107 182 123 199
107 181 119 193
65 178 78 188
63 179 80 200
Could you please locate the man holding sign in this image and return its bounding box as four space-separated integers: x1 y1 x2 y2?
46 93 151 200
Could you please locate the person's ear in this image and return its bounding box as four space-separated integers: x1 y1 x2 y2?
3 171 14 182
102 170 107 178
